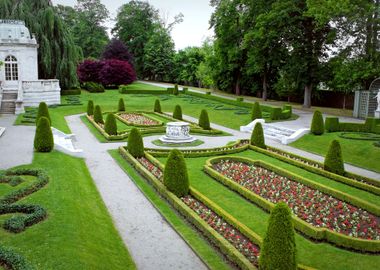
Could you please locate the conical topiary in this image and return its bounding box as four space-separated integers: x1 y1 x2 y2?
34 117 54 152
311 110 324 135
154 99 162 113
251 102 262 120
324 140 345 175
94 105 104 124
198 109 211 130
250 122 266 149
118 98 125 111
87 100 94 116
173 105 182 120
36 102 51 126
104 113 117 135
259 202 297 270
127 128 144 158
163 149 189 197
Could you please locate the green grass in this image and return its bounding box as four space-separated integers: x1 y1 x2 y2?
121 82 167 91
291 132 380 173
0 151 135 269
109 150 231 270
15 82 296 133
151 139 204 147
156 150 380 270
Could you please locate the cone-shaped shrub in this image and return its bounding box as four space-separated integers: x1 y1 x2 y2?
127 128 144 158
173 105 182 120
174 84 179 95
324 140 345 175
198 109 211 130
259 202 297 270
94 105 104 124
34 117 54 152
251 102 262 120
87 100 94 116
104 113 117 135
154 99 162 113
118 98 125 111
36 102 51 126
251 123 266 149
311 110 324 135
164 149 189 197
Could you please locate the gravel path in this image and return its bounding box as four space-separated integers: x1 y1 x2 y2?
65 115 207 270
0 115 34 170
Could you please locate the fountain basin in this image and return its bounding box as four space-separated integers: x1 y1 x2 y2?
160 122 196 143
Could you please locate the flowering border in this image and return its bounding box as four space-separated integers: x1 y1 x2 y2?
204 156 380 252
115 112 164 127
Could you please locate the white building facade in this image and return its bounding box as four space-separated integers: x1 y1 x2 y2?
0 19 60 114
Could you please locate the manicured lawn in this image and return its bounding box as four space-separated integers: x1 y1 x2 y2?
0 151 135 269
156 149 380 270
109 150 231 270
122 81 167 91
291 132 380 173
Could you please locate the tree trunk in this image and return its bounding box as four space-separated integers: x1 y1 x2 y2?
235 77 241 96
303 84 312 108
343 94 346 110
262 73 268 101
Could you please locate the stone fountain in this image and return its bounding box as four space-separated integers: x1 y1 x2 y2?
160 122 196 144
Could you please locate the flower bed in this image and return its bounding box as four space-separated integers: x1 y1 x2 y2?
118 113 162 127
212 159 380 240
134 155 260 266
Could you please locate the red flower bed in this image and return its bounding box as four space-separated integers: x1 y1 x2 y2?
119 113 160 126
135 156 260 265
182 196 260 266
212 159 380 240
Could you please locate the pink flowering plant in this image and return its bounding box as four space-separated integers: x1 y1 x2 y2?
119 113 160 126
212 159 380 240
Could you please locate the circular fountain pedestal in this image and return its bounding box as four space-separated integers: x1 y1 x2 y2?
160 122 196 143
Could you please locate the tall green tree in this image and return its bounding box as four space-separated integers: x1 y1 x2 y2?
0 0 81 89
173 47 204 86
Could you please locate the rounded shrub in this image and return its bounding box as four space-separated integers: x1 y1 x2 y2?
163 149 189 197
127 128 144 158
173 105 182 120
36 102 51 126
251 102 262 120
118 98 126 111
104 113 117 135
259 202 297 270
93 105 104 124
154 99 162 113
198 109 211 130
34 117 54 152
324 139 345 175
87 100 94 116
250 122 266 149
311 110 324 135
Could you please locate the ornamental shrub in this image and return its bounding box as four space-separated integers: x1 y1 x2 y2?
118 98 126 111
128 128 144 158
173 84 179 95
154 99 162 113
251 123 266 149
87 100 94 116
270 107 282 120
325 117 340 132
163 149 189 197
99 59 136 87
102 39 133 62
84 81 105 93
259 202 297 270
198 109 211 130
94 105 104 124
324 140 345 175
36 102 51 126
77 59 103 84
251 102 262 120
311 110 324 135
173 105 182 120
34 117 54 152
104 114 117 135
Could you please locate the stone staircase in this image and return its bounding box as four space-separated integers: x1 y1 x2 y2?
262 124 295 142
0 91 18 114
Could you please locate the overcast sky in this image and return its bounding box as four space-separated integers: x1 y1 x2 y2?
51 0 215 50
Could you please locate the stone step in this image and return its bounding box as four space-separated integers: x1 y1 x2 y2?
1 92 18 100
0 101 16 114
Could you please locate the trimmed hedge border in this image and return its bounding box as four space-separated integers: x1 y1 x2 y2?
119 148 313 270
204 156 380 252
119 85 170 95
0 245 34 270
249 145 380 194
325 117 380 134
